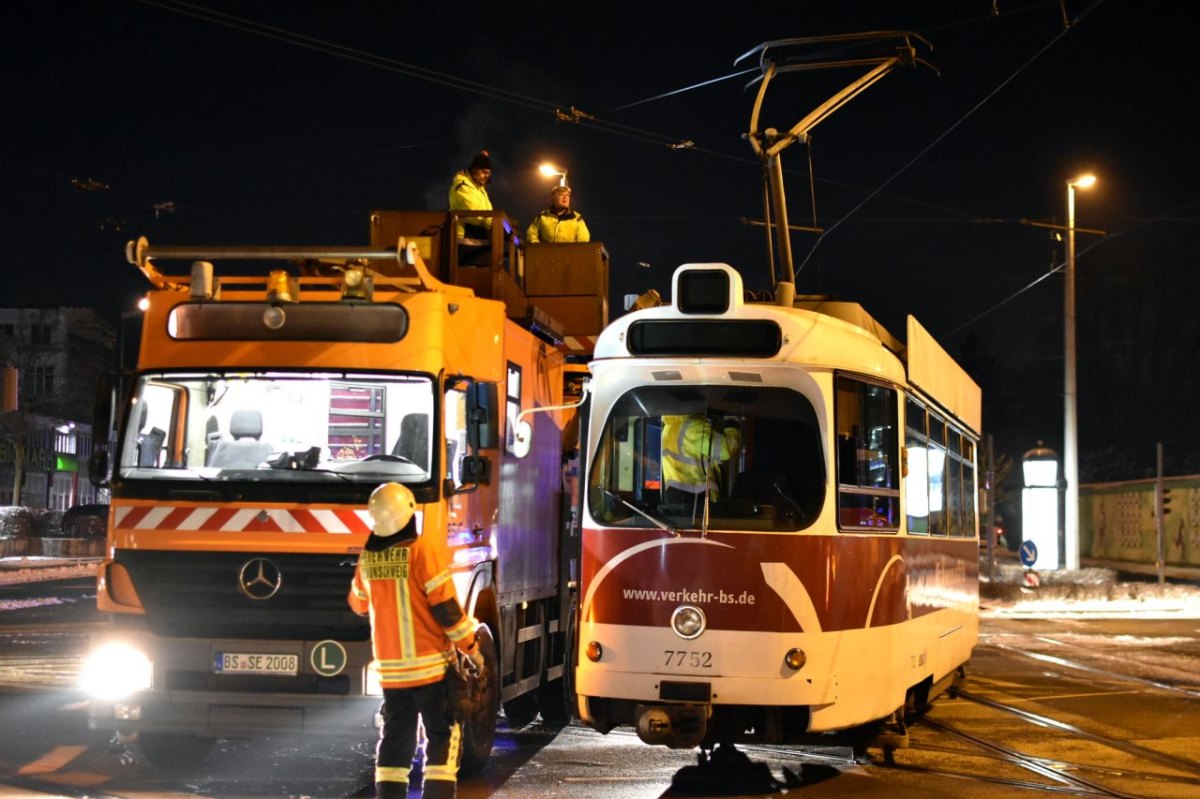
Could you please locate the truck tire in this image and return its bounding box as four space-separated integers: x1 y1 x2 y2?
502 691 539 729
138 732 216 771
458 624 499 776
535 598 577 727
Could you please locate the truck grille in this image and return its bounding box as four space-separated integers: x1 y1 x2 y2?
164 671 351 695
116 550 369 641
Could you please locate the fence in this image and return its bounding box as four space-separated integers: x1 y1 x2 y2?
1080 474 1200 569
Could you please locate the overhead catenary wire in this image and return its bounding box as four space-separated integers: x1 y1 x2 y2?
103 0 1067 239
792 0 1107 278
107 0 1133 294
948 199 1200 337
134 0 699 152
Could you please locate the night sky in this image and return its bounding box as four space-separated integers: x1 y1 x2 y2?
4 1 1198 480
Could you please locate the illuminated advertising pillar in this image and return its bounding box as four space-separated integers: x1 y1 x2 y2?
1021 443 1060 570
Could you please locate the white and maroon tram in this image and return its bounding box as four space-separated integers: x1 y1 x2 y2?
573 263 981 749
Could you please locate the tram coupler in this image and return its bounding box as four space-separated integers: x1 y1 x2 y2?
634 703 707 749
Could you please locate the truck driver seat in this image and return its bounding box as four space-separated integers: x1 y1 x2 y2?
208 410 272 469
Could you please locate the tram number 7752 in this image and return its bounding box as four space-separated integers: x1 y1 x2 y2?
663 650 713 668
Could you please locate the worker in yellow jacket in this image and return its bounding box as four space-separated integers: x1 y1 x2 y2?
526 185 590 243
349 482 484 799
449 151 494 240
661 414 741 506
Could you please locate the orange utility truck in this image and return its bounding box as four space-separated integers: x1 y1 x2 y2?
84 210 607 770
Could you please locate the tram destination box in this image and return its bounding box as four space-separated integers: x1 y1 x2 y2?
524 242 609 297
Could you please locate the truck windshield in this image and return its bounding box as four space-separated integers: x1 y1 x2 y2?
586 385 825 532
119 371 437 485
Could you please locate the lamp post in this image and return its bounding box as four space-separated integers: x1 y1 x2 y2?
538 162 568 188
1063 173 1095 571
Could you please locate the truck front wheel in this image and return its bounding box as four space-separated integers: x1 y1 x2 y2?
458 624 499 775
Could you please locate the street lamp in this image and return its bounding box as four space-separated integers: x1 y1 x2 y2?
1063 173 1095 571
538 162 568 188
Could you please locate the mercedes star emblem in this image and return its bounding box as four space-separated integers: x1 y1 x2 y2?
238 557 283 600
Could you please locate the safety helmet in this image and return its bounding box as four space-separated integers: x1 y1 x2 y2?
368 482 417 537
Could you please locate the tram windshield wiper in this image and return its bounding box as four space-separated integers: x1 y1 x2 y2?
601 489 679 537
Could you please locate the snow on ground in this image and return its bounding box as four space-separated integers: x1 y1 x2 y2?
980 562 1200 618
0 557 100 586
981 593 1200 619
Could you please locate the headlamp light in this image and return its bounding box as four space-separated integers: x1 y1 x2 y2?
671 605 706 640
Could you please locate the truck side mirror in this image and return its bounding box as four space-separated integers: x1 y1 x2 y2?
89 374 117 487
461 454 492 484
89 450 110 488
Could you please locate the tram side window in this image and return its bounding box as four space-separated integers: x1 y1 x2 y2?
927 416 947 535
961 437 978 539
905 397 929 535
946 428 963 536
946 431 979 538
835 375 899 531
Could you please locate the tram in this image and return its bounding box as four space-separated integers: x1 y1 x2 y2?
571 263 981 749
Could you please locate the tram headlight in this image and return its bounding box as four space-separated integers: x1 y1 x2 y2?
80 642 153 700
784 647 807 671
671 605 706 640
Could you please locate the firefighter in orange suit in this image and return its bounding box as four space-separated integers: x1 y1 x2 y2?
349 482 484 799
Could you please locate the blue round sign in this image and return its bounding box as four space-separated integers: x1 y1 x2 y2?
1019 539 1038 568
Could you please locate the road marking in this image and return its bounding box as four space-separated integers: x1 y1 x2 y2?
17 745 86 774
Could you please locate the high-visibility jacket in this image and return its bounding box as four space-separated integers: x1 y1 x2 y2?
448 170 492 239
661 415 740 496
348 532 475 689
525 209 590 243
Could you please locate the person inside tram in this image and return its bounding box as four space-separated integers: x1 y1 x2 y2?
660 414 741 510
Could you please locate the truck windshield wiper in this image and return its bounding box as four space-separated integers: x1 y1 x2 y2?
602 489 678 537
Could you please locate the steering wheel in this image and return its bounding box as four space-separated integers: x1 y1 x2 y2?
363 453 415 465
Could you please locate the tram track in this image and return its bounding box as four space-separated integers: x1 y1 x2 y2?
914 715 1147 798
957 688 1200 777
911 741 1200 790
982 637 1200 699
881 678 1200 798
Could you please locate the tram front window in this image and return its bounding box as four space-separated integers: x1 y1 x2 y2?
587 386 824 532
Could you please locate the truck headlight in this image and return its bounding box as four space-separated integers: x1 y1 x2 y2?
80 643 153 700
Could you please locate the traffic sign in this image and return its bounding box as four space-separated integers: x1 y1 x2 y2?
1019 539 1038 568
310 640 347 677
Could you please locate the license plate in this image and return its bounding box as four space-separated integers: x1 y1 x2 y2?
214 652 299 675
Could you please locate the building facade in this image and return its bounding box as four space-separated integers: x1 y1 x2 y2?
0 307 116 509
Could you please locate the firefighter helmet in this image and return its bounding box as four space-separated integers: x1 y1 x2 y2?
368 482 416 537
